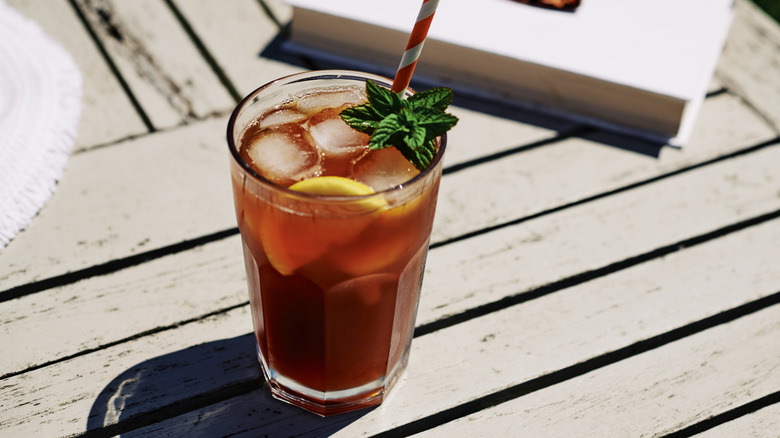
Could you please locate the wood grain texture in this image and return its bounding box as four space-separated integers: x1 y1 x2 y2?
169 0 297 98
696 402 780 438
0 306 254 437
421 143 780 325
120 220 780 437
0 92 772 293
433 89 776 241
2 0 775 288
0 118 235 291
717 0 780 132
1 0 779 436
5 0 147 149
415 304 780 437
71 0 234 129
2 156 778 435
0 236 246 376
3 137 778 376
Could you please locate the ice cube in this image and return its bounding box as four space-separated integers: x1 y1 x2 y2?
351 147 420 192
308 108 369 157
257 108 307 129
296 87 365 114
242 124 321 186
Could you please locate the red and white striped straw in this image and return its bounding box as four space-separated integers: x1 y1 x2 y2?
391 0 440 95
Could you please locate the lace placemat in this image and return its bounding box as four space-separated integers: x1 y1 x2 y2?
0 1 82 248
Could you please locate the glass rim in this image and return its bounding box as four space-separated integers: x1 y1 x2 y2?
226 69 447 202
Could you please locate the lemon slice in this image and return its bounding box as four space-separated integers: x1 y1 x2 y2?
260 176 388 276
290 176 374 196
289 176 387 209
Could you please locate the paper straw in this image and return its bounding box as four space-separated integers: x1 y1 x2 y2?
391 0 440 94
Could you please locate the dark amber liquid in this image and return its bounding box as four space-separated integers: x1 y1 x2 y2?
232 134 441 397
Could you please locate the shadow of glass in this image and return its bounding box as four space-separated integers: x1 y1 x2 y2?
86 334 370 437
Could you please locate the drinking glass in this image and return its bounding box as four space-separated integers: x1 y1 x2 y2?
227 70 446 416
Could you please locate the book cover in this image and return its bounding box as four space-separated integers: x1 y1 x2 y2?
285 0 735 145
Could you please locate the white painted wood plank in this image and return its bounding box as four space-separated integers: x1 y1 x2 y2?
262 0 293 24
2 181 778 437
169 0 298 98
697 403 780 438
0 91 771 292
421 143 780 325
1 0 573 289
716 0 780 132
0 306 254 437
5 0 147 150
3 132 779 376
71 0 235 129
109 220 780 436
0 3 776 437
415 305 780 438
0 117 236 291
442 104 574 167
432 92 775 242
1 236 246 377
325 220 780 438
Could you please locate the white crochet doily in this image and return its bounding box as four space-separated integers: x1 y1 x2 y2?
0 1 83 248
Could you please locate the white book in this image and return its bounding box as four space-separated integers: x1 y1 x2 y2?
285 0 735 145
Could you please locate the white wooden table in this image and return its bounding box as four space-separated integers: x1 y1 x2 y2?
2 0 780 436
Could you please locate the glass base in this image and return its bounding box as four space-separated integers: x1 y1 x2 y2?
256 342 409 416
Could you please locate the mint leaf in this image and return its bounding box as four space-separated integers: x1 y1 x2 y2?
366 80 404 116
397 138 437 170
340 103 382 132
405 123 427 150
369 113 402 149
341 80 458 171
415 107 459 140
407 87 453 112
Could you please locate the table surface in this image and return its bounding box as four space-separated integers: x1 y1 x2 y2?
2 0 780 436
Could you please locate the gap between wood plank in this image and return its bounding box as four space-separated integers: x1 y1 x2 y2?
0 228 239 304
255 0 288 35
76 377 264 438
162 0 242 103
11 202 779 434
660 389 780 438
705 87 729 99
3 207 778 382
0 301 248 381
418 208 780 337
372 292 780 438
2 136 778 304
442 125 594 176
432 135 780 249
6 3 772 433
71 109 234 155
67 289 780 438
67 0 155 132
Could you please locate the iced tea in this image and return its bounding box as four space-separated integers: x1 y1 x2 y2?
227 71 446 415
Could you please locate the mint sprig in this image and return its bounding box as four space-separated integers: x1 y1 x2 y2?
340 80 458 171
